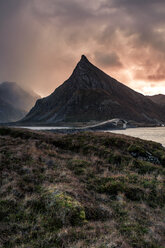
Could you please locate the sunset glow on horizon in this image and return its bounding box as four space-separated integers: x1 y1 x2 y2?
0 0 165 97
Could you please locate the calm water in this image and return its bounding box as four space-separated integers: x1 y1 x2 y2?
18 126 165 147
110 127 165 147
19 126 72 130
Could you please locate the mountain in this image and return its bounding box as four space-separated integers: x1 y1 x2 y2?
147 94 165 106
0 96 26 123
21 55 165 125
0 82 40 123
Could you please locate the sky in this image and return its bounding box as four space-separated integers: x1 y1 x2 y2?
0 0 165 97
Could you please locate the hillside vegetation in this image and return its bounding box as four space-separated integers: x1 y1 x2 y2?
0 127 165 248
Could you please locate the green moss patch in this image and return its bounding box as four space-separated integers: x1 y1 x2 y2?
44 188 87 226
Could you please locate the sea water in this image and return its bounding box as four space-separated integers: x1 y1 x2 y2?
109 127 165 147
17 126 165 147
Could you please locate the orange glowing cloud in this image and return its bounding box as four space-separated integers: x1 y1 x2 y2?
0 0 165 97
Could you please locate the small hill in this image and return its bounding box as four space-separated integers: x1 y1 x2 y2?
0 127 165 247
21 55 165 125
148 94 165 106
0 82 40 122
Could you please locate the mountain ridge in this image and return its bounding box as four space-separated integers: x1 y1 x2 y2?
20 55 165 125
147 94 165 106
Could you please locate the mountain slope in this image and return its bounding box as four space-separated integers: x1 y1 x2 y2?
0 96 26 123
148 94 165 106
0 82 40 123
21 55 165 124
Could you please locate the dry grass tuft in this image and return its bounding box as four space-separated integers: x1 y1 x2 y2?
0 127 165 247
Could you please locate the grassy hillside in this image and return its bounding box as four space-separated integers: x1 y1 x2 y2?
0 127 165 248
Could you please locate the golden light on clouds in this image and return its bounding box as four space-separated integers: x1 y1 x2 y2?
0 0 165 97
135 82 165 96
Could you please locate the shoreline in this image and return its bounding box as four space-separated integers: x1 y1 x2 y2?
1 124 165 134
2 125 165 147
1 118 164 134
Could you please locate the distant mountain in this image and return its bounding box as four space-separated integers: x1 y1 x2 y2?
0 82 40 123
147 94 165 106
21 55 165 125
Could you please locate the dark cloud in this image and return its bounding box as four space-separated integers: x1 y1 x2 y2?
32 0 93 24
95 52 123 68
134 64 165 82
0 1 40 85
148 74 165 82
109 0 164 7
0 0 165 96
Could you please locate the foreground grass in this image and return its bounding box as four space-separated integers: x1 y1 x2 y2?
0 127 165 248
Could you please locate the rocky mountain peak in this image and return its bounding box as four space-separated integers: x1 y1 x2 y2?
80 54 89 62
75 55 92 72
20 56 165 125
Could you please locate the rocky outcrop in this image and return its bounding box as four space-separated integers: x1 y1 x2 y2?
21 55 165 125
